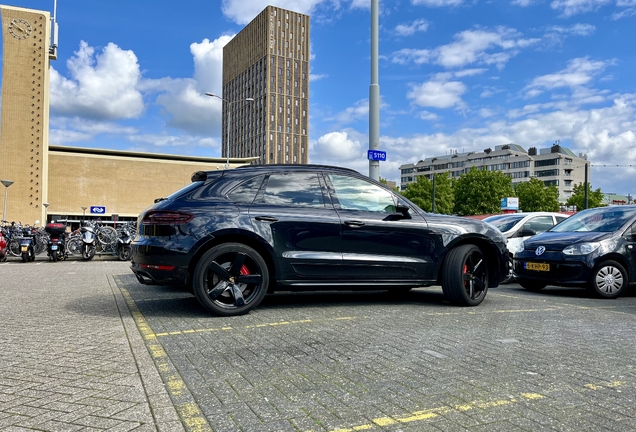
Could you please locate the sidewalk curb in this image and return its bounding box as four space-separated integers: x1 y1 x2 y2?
108 274 187 431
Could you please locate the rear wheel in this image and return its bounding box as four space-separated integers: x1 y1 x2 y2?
193 243 269 316
82 245 95 260
589 260 627 299
442 244 488 306
518 279 547 291
51 249 58 262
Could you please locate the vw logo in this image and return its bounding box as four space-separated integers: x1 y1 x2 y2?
535 246 546 256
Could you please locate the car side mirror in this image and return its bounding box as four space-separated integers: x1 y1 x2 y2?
519 228 536 237
395 202 412 219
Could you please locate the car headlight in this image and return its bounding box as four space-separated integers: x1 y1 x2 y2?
563 242 601 255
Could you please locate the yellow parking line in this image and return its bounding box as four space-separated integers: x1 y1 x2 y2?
119 287 211 432
327 393 545 432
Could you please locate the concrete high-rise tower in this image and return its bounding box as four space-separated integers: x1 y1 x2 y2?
0 5 53 224
223 6 310 165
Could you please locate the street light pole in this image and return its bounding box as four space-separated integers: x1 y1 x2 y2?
81 206 87 221
1 180 14 223
43 203 49 223
205 93 254 169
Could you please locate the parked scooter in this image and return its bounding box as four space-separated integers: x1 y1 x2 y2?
20 227 36 262
80 221 96 260
116 224 133 261
0 228 7 262
45 222 67 262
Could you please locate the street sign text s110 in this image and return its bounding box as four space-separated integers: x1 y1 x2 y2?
367 150 387 161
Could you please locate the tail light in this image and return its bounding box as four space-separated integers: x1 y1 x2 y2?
142 211 194 225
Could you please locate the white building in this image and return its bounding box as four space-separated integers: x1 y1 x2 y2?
399 144 589 203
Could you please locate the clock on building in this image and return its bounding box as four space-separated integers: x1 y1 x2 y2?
9 18 32 39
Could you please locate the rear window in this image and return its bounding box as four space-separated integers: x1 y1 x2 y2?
484 215 525 232
162 181 204 202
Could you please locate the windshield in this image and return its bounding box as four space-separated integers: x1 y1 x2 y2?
483 214 525 232
550 207 636 233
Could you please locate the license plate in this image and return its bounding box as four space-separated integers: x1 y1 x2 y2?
51 245 58 250
21 246 28 252
525 262 550 271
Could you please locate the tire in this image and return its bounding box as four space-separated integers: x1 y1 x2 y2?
97 226 117 245
193 243 269 316
518 279 547 292
588 260 627 299
8 239 20 257
51 249 58 262
501 256 514 284
442 244 489 306
66 238 82 255
82 245 95 260
118 246 131 261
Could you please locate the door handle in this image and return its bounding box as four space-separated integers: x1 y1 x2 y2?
254 216 279 222
344 220 365 227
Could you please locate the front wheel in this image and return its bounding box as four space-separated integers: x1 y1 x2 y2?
442 244 488 306
51 248 58 262
118 245 131 261
82 245 95 260
589 260 627 299
518 279 547 292
193 243 269 316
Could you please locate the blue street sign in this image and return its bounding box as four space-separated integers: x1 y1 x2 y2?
367 150 387 161
90 206 106 214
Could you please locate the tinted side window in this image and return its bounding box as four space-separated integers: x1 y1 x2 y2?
328 174 396 213
227 175 266 204
260 172 326 207
524 216 555 233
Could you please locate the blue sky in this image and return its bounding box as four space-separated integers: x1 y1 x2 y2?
2 0 636 194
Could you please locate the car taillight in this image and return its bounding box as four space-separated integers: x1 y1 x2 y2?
140 263 176 271
142 211 194 225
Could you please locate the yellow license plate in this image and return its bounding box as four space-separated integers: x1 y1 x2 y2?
21 246 28 252
525 262 549 271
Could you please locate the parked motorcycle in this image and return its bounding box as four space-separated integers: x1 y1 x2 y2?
45 222 67 262
80 221 96 260
116 224 133 261
20 227 36 262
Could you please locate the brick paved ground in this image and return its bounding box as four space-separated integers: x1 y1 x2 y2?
2 257 636 431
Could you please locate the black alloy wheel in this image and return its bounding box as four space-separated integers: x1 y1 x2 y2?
442 244 489 306
193 243 269 316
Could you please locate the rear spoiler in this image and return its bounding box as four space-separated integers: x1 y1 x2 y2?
191 171 208 182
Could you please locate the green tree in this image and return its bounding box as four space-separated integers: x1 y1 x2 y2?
514 178 560 212
566 182 605 209
453 168 514 216
401 173 454 214
379 177 399 192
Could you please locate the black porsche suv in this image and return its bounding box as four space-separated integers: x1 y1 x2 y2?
131 164 508 316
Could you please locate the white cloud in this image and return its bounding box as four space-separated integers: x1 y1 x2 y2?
611 7 636 18
418 111 440 121
50 41 144 120
524 57 609 96
326 99 370 125
511 0 536 6
546 23 596 36
391 27 539 70
391 48 432 65
310 73 329 81
146 36 232 136
550 0 612 16
221 0 328 24
395 19 429 36
312 131 364 161
407 75 467 109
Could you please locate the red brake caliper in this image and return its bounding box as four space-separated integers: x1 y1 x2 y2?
240 265 250 275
